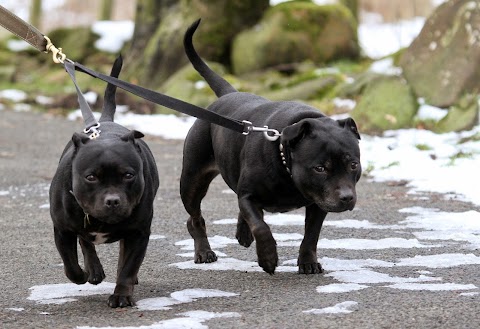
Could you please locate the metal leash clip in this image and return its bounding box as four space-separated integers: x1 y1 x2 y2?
242 120 282 141
84 123 101 140
43 36 66 64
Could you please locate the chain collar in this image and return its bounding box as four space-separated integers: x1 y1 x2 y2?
279 143 292 177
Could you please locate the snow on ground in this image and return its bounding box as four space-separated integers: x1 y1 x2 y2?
91 21 135 53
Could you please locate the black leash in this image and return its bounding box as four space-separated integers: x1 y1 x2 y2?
71 61 247 134
0 5 281 140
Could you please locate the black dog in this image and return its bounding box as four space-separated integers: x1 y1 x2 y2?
49 56 159 307
180 20 361 275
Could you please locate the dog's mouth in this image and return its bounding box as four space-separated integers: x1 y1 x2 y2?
314 198 356 213
90 206 133 223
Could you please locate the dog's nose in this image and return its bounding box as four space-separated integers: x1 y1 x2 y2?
104 195 121 208
339 190 354 204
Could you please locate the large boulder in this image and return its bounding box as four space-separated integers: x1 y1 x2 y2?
433 94 479 133
400 0 480 108
351 75 418 133
231 1 359 75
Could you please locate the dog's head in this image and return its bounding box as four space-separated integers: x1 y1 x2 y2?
281 117 361 212
70 130 146 223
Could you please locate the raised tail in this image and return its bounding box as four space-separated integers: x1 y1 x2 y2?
184 19 237 98
99 54 123 122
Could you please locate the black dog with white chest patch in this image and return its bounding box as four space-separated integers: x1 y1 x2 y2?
49 56 159 307
180 20 362 275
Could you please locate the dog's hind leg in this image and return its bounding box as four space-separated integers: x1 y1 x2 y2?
180 124 219 264
79 238 106 284
297 204 326 274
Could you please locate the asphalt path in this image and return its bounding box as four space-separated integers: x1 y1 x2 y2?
1 109 479 329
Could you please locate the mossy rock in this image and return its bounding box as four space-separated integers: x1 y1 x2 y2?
335 71 384 98
0 65 15 82
47 27 100 63
231 1 359 75
263 76 339 101
433 94 479 133
352 75 418 133
400 0 480 107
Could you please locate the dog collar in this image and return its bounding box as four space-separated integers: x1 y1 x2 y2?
69 190 91 228
279 143 292 177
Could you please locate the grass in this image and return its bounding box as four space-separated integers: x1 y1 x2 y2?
447 151 475 166
415 143 433 151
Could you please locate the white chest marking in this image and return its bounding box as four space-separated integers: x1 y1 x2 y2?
90 232 109 245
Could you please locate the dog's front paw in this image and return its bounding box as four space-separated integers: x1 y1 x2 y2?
236 220 254 247
258 252 278 274
194 250 217 263
298 262 323 274
255 233 278 274
65 269 89 285
87 267 106 285
107 294 134 308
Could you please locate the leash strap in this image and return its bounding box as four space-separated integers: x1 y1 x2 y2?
72 61 247 134
0 5 47 52
64 61 100 138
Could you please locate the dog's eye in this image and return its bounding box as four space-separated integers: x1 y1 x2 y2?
86 174 97 182
124 173 135 180
350 162 359 170
314 166 326 173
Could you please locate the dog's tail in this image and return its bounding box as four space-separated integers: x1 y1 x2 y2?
99 55 123 122
184 19 237 98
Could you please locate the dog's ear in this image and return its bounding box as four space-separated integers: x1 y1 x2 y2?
72 132 90 148
281 120 311 148
120 130 145 142
337 117 361 140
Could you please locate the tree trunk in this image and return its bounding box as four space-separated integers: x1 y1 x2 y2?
30 0 42 29
124 0 269 88
99 0 114 21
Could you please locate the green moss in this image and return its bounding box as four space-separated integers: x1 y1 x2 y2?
381 161 400 169
352 75 418 133
362 162 375 177
433 94 479 133
232 2 359 74
447 151 476 166
458 132 480 144
336 71 383 98
415 144 433 151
